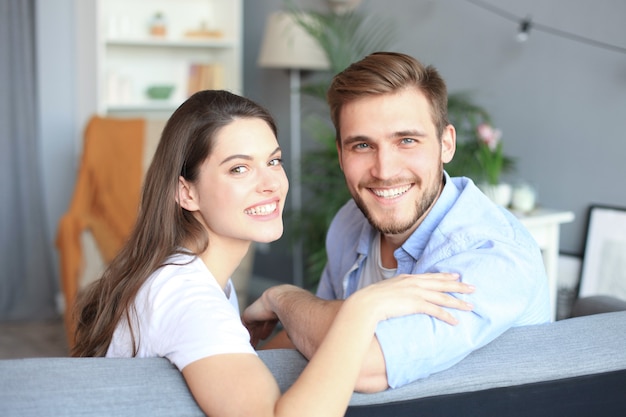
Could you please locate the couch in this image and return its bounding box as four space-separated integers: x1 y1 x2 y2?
2 310 625 417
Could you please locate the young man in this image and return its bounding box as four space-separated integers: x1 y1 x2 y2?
243 52 550 393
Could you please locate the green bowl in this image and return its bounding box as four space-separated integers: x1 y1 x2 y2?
146 85 174 100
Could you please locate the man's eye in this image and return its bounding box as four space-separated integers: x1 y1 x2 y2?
269 158 283 167
401 138 416 144
354 143 369 150
231 165 249 174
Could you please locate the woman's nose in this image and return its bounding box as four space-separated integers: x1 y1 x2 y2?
257 167 283 193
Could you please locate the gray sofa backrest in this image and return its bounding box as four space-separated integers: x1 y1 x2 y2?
1 311 625 417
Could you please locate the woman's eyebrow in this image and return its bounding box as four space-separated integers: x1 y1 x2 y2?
268 146 281 157
220 154 252 165
220 146 281 165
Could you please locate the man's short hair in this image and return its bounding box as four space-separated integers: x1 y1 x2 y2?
327 52 449 140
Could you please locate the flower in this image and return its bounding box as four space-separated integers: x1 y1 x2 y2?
476 123 502 151
475 123 505 185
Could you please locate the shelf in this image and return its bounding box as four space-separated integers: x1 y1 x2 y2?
105 37 236 49
97 0 242 115
107 101 183 113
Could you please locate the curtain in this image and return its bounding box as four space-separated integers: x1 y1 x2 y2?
0 0 58 320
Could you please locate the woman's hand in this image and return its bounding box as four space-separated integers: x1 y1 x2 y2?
351 272 475 325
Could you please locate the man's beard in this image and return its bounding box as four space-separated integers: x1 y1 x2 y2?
352 166 443 235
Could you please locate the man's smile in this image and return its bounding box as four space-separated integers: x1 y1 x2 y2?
369 184 413 199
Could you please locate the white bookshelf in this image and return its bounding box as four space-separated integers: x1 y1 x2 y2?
96 0 242 116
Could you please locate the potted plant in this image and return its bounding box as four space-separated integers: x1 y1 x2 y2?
445 93 515 205
474 122 516 206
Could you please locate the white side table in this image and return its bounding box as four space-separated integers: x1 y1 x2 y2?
516 208 575 321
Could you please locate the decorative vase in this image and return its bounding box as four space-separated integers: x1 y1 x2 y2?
479 182 512 207
511 182 537 213
149 12 167 37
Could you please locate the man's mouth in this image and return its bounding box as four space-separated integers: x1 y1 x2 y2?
371 185 411 199
244 202 278 215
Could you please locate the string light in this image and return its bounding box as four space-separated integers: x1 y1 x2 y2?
516 17 532 43
464 0 626 55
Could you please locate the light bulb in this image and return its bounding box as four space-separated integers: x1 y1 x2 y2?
517 18 532 43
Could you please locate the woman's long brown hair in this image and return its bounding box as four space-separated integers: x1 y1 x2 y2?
71 90 277 357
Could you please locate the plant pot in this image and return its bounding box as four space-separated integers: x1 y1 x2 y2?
479 182 512 207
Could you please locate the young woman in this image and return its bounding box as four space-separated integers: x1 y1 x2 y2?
72 90 474 417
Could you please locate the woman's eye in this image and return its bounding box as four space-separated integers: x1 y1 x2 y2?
231 165 249 174
269 158 283 167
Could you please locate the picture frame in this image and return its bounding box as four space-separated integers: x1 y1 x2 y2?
578 205 626 301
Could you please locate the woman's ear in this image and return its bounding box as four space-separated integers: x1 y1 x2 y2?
176 176 199 212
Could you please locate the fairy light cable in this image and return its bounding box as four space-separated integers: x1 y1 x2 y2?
464 0 626 55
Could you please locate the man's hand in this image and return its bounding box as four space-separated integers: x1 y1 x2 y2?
242 290 279 348
243 284 340 354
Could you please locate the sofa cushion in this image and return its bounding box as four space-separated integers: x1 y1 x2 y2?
571 295 626 317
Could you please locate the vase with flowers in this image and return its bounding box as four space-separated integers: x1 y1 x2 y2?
474 123 513 206
444 93 516 206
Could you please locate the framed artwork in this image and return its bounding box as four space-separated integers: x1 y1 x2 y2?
579 205 626 301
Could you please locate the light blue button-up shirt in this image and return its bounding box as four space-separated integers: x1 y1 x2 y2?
316 174 550 388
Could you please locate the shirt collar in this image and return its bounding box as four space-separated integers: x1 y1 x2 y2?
354 171 462 260
398 171 461 259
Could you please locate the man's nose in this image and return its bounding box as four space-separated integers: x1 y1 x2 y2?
371 147 400 180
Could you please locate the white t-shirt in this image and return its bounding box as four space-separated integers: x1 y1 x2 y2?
106 253 256 370
357 233 397 291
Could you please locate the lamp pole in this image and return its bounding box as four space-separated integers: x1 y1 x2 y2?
257 11 330 288
289 68 304 288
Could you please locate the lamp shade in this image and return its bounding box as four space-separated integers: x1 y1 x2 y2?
258 12 330 71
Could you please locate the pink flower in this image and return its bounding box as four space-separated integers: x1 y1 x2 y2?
476 123 502 152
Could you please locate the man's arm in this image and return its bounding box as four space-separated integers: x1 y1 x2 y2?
273 288 389 392
244 285 389 392
244 273 475 393
271 326 387 393
258 329 293 350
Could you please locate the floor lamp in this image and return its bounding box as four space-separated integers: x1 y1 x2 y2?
258 12 330 287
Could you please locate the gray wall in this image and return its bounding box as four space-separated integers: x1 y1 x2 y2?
244 0 626 278
37 0 626 287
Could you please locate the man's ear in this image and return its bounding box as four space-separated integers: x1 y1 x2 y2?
176 176 199 212
441 124 456 164
336 139 344 171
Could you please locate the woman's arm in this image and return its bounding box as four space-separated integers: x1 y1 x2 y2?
244 272 474 393
182 273 473 417
183 294 377 417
